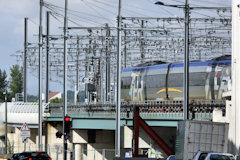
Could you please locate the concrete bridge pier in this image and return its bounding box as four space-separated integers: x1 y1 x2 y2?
74 143 83 160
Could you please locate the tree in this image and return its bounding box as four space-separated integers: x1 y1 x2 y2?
9 65 23 99
0 69 8 102
50 97 63 103
27 94 38 102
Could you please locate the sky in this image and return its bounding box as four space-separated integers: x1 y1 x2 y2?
0 0 232 95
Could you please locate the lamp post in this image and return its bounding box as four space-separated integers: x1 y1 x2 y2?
3 91 7 154
155 0 190 120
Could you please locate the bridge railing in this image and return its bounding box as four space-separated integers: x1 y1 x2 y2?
46 99 225 115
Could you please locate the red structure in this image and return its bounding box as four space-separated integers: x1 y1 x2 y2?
133 106 174 157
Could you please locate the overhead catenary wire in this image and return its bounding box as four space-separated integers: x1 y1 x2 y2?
44 1 114 21
44 1 113 26
13 0 232 95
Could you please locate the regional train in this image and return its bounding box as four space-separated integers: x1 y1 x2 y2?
121 56 231 101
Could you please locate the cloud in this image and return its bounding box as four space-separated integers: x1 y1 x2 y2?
0 0 38 16
0 0 232 95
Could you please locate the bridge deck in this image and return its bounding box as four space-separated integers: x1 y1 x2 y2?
44 100 226 129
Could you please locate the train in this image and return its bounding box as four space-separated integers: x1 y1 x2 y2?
121 55 231 101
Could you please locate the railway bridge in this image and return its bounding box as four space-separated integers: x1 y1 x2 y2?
0 99 229 159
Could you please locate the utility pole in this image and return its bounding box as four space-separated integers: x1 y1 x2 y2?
75 37 80 104
140 20 145 64
46 11 50 103
93 40 98 102
24 18 28 102
183 0 190 120
124 24 127 68
85 49 89 103
115 0 122 157
105 23 110 102
38 0 43 151
63 0 68 159
96 58 101 102
85 30 92 102
4 91 7 154
100 39 104 102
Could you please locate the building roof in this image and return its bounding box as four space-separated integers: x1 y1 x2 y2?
49 92 61 99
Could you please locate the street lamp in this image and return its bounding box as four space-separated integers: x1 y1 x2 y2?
3 91 7 154
155 0 190 120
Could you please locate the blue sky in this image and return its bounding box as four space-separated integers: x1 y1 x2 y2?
0 0 39 95
0 0 231 95
0 0 38 70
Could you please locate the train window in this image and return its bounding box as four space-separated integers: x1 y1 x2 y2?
168 72 208 87
146 75 155 88
145 74 166 88
137 76 142 88
189 72 208 86
216 71 222 85
135 77 138 88
168 73 183 87
121 77 131 89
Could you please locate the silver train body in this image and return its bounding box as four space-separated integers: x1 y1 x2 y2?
121 59 231 101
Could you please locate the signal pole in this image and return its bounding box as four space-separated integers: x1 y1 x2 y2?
46 11 50 103
105 23 111 102
115 0 122 157
63 0 68 159
38 0 43 151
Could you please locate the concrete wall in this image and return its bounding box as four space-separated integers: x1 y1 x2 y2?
121 126 176 158
4 121 177 160
7 127 46 154
46 122 176 159
72 129 115 160
47 122 114 160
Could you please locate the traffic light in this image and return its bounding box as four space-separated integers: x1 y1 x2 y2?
64 115 72 135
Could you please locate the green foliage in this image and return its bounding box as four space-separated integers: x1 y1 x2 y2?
27 94 38 102
0 69 8 101
50 97 63 103
28 99 37 102
9 65 23 99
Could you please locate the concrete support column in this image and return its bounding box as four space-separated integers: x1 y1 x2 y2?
75 144 82 160
231 0 240 155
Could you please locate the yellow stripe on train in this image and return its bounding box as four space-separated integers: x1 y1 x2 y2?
156 88 183 94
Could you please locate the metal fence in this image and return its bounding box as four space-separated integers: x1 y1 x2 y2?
0 143 127 160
